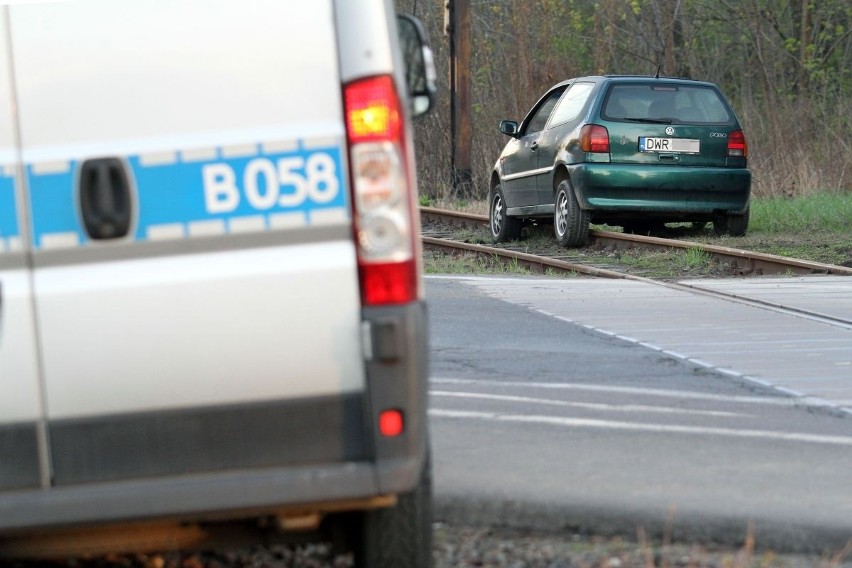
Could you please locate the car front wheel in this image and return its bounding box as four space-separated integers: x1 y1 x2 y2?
554 179 589 247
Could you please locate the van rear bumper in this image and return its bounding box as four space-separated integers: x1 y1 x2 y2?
0 456 420 533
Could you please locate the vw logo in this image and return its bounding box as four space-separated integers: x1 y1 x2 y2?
665 126 674 136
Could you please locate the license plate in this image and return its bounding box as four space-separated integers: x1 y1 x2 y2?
639 137 700 154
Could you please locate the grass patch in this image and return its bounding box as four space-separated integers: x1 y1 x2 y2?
683 246 712 269
750 192 852 234
423 250 575 277
611 250 684 278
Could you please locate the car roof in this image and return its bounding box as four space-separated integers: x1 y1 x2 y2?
550 75 719 90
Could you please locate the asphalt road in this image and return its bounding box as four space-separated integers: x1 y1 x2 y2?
426 276 852 554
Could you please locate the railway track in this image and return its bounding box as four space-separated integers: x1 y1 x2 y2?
420 206 852 278
420 206 852 329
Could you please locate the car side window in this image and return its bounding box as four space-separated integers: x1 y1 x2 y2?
522 88 566 135
547 82 594 128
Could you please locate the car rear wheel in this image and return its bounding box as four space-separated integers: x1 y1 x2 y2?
489 184 522 242
554 179 589 247
713 206 749 237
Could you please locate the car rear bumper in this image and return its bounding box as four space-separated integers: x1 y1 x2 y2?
569 163 751 216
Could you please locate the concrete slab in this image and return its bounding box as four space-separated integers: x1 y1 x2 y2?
452 275 852 412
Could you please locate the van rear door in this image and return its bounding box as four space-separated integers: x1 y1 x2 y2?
0 8 44 494
10 0 368 487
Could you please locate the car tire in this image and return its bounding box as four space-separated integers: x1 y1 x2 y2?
351 455 433 568
489 183 522 243
554 179 589 247
713 206 749 237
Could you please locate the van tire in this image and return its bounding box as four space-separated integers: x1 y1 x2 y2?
352 455 433 568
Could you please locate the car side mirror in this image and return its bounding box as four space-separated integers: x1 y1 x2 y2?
499 120 519 137
397 14 437 118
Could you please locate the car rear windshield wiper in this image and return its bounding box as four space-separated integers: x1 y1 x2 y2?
623 117 673 124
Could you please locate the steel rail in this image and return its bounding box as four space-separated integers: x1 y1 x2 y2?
422 236 639 280
420 206 852 277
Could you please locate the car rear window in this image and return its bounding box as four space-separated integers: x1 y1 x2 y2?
602 83 733 125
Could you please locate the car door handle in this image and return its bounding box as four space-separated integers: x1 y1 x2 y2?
530 141 539 151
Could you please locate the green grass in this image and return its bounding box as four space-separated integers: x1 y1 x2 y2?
611 250 683 278
683 246 712 269
423 250 570 277
750 192 852 233
707 192 852 266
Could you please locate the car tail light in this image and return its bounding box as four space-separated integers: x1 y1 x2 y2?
727 130 748 157
580 124 610 153
343 75 419 306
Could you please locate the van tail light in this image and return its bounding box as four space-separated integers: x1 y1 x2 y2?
580 124 610 153
343 75 420 306
727 130 748 158
378 409 405 437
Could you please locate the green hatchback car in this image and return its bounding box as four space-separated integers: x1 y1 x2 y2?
490 75 751 247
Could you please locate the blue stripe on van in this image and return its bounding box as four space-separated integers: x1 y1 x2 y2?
0 173 19 242
27 163 82 247
26 141 348 249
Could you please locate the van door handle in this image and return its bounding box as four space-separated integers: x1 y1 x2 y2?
530 141 539 151
79 158 132 240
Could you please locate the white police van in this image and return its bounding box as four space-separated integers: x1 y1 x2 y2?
0 1 435 565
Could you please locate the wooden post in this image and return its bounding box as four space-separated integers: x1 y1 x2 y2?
448 0 472 194
664 0 676 76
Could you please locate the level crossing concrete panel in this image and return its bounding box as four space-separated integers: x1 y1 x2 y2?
451 275 852 412
682 276 852 321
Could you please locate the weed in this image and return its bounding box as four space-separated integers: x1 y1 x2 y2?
683 247 712 269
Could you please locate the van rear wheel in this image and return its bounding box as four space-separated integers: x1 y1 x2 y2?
351 456 433 568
